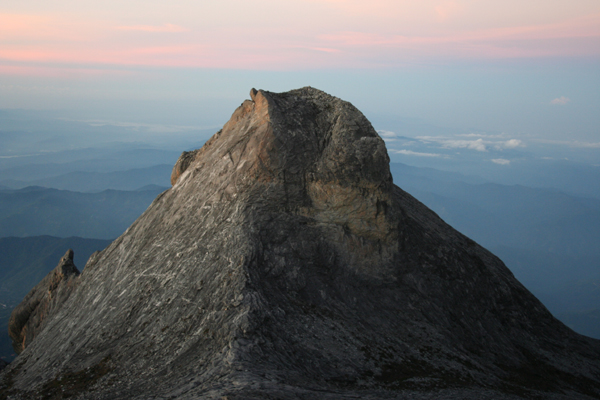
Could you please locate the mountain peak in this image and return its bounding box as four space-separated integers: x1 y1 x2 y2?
172 87 393 242
3 88 600 399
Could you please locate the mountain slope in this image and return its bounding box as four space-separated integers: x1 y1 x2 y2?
0 236 111 363
2 88 599 399
389 162 600 338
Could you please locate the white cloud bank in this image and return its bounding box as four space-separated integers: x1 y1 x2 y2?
416 136 523 152
492 158 511 165
531 139 600 148
377 130 398 139
391 149 442 157
502 139 522 149
417 137 488 151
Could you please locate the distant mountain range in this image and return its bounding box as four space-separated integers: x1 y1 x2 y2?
0 185 168 239
0 183 170 361
0 164 172 192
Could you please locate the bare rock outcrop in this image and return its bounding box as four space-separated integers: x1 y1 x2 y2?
8 249 81 354
170 149 200 186
2 88 600 399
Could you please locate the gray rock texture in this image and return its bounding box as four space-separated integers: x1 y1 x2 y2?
2 87 600 399
170 149 200 186
7 249 81 355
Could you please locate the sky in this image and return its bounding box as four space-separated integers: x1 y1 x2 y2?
1 0 599 162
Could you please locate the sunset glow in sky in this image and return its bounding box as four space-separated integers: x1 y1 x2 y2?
1 0 599 145
2 0 600 71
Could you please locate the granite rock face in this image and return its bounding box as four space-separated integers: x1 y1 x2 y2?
8 249 81 355
170 149 200 186
2 87 600 399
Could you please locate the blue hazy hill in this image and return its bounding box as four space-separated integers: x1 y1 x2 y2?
0 185 168 239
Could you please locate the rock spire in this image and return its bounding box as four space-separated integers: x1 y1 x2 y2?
8 249 81 355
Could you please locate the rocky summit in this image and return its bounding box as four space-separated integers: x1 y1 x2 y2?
2 87 600 399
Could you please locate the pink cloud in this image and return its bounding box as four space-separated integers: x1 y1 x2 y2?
321 13 600 46
1 5 599 73
0 13 100 42
551 97 570 105
300 0 451 21
0 64 132 78
435 1 462 21
310 47 340 53
115 24 189 33
0 13 49 32
317 13 600 60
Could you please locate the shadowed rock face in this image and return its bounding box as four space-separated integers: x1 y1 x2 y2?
2 87 600 399
8 249 81 354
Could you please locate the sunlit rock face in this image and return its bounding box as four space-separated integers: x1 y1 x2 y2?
2 87 600 400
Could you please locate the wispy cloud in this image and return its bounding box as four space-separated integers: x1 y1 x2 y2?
416 136 524 152
551 96 570 105
531 139 600 148
498 139 523 149
0 13 50 33
391 149 442 157
297 46 341 53
491 158 511 165
0 64 132 78
457 133 489 138
434 1 462 21
573 141 600 148
418 137 488 151
1 3 599 72
455 132 509 139
378 130 400 141
115 24 189 33
450 139 488 151
58 118 213 133
318 11 600 59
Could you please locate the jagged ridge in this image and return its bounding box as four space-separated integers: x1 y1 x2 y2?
8 249 81 354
